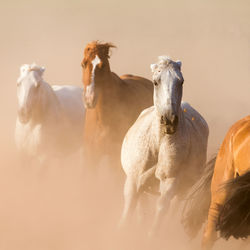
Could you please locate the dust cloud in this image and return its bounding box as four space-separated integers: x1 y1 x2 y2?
0 0 249 249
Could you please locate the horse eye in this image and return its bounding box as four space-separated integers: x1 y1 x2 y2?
153 80 158 86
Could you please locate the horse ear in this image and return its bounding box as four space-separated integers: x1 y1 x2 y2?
150 64 157 72
102 43 116 58
176 60 182 69
40 67 45 75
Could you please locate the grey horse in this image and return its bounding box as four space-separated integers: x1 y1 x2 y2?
120 56 209 234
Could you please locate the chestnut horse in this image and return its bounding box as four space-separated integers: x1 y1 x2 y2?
183 115 250 249
81 41 153 170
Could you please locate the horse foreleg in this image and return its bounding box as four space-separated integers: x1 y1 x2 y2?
137 166 157 192
150 177 176 236
202 201 220 250
119 176 139 228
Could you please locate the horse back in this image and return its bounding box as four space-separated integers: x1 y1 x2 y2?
211 116 250 195
99 73 153 134
52 85 85 124
119 74 153 114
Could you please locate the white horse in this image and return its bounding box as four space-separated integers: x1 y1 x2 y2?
120 56 209 234
15 63 85 165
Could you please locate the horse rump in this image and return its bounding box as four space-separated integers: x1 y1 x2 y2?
181 156 216 238
217 171 250 240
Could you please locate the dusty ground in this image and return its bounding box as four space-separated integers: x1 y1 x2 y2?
0 0 249 249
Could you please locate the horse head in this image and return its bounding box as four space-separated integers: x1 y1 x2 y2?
17 63 45 124
81 41 116 109
151 56 184 134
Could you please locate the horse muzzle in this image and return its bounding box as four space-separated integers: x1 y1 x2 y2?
161 115 178 134
18 108 31 124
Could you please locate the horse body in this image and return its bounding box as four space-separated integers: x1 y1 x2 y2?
120 56 209 232
81 42 153 168
15 64 85 164
202 115 250 249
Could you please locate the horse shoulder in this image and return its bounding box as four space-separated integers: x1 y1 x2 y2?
181 102 209 136
121 107 156 175
231 116 250 174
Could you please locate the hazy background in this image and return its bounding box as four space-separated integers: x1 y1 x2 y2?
0 0 249 249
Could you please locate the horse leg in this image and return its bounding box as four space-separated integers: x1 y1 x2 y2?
136 166 157 226
150 177 176 236
136 192 150 226
202 200 219 250
119 176 139 228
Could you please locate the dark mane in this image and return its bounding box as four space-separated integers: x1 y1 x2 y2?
217 171 250 240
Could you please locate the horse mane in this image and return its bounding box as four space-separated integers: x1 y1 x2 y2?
217 171 250 240
85 41 116 59
158 55 173 66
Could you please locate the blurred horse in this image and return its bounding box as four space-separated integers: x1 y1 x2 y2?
81 41 153 170
120 56 209 233
183 116 250 250
15 63 85 166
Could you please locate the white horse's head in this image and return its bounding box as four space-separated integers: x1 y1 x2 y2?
17 63 45 123
151 56 184 134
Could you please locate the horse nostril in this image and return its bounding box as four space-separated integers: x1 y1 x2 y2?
161 116 164 124
172 115 178 126
18 107 28 117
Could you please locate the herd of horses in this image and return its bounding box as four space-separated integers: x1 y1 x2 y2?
15 41 250 250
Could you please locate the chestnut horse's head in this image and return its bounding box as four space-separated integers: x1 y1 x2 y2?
81 41 116 109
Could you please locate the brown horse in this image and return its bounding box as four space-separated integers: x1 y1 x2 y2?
81 41 153 171
182 115 250 249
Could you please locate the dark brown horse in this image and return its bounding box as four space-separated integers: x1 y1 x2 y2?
183 115 250 249
81 41 153 171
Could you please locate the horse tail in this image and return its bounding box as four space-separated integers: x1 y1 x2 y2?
181 156 216 238
217 171 250 240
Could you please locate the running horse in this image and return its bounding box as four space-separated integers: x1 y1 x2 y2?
81 41 153 170
183 115 250 249
120 56 209 232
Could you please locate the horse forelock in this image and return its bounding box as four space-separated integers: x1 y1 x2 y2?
152 56 181 70
84 41 116 61
151 56 183 82
18 63 45 84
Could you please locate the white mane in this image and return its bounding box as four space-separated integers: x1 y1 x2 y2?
17 63 45 84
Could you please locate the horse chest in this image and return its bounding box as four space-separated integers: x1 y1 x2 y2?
16 122 42 155
155 135 190 179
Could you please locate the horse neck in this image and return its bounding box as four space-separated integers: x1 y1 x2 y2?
89 71 122 127
31 81 61 124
